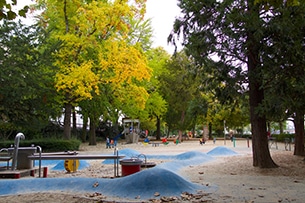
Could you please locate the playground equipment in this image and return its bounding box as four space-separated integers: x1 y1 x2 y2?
120 158 142 176
137 153 156 168
0 133 125 179
0 133 43 178
123 118 140 144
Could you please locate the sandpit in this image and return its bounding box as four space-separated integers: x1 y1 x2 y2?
0 139 304 203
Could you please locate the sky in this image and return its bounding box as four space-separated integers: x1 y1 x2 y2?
145 0 181 53
17 0 182 54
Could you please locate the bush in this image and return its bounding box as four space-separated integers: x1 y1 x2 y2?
0 139 81 152
271 133 295 142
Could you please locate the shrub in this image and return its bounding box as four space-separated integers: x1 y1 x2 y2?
0 139 81 152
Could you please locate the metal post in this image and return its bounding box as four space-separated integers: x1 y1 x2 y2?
36 146 42 177
11 133 25 171
223 120 226 145
114 148 116 177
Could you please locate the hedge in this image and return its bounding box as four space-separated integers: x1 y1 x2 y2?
0 139 81 152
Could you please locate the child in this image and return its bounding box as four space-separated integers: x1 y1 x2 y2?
106 137 111 148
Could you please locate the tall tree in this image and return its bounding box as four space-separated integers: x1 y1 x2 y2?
260 1 305 155
36 0 148 139
160 51 198 141
169 0 278 167
0 20 61 138
143 47 170 139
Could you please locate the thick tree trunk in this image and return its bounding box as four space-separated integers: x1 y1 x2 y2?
247 0 277 168
293 111 305 156
63 103 72 140
156 116 161 140
248 55 277 168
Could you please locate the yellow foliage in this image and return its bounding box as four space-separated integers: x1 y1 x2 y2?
114 84 149 110
99 40 151 86
55 61 100 102
38 0 149 106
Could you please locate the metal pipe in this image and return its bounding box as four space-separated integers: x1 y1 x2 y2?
0 148 9 169
36 146 42 177
11 133 25 171
0 148 8 153
137 153 147 165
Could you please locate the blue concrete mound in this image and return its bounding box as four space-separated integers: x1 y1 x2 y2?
101 167 211 199
157 151 214 173
207 146 238 156
0 146 237 199
0 168 214 199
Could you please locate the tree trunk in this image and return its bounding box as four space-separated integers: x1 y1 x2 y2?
178 110 185 142
178 130 182 142
72 107 77 137
209 122 212 139
293 111 305 156
88 118 97 145
156 116 161 140
63 103 72 140
247 0 277 168
81 114 88 143
279 122 284 134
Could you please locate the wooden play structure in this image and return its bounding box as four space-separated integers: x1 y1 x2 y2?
122 118 140 144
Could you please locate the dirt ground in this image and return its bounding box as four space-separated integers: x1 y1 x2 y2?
0 139 304 203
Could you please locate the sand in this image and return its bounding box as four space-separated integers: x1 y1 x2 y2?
0 139 304 203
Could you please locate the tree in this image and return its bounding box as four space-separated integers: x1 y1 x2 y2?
169 0 278 168
160 51 199 141
143 47 170 139
0 20 61 138
260 1 305 155
36 0 148 140
0 0 29 20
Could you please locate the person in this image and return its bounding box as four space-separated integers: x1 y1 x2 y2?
106 137 111 149
174 138 179 145
144 137 150 143
229 131 234 142
199 138 205 145
162 138 169 145
110 139 114 148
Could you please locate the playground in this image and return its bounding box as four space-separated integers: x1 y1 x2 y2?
0 138 305 203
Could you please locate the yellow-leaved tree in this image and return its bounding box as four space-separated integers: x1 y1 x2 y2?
36 0 150 139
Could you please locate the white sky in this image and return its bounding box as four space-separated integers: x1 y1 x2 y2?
17 0 181 53
145 0 181 53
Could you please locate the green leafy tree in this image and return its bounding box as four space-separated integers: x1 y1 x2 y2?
0 0 29 20
142 47 170 139
0 20 60 138
259 1 305 155
169 0 279 168
160 50 199 141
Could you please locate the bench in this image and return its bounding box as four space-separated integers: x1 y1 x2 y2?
150 142 161 147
